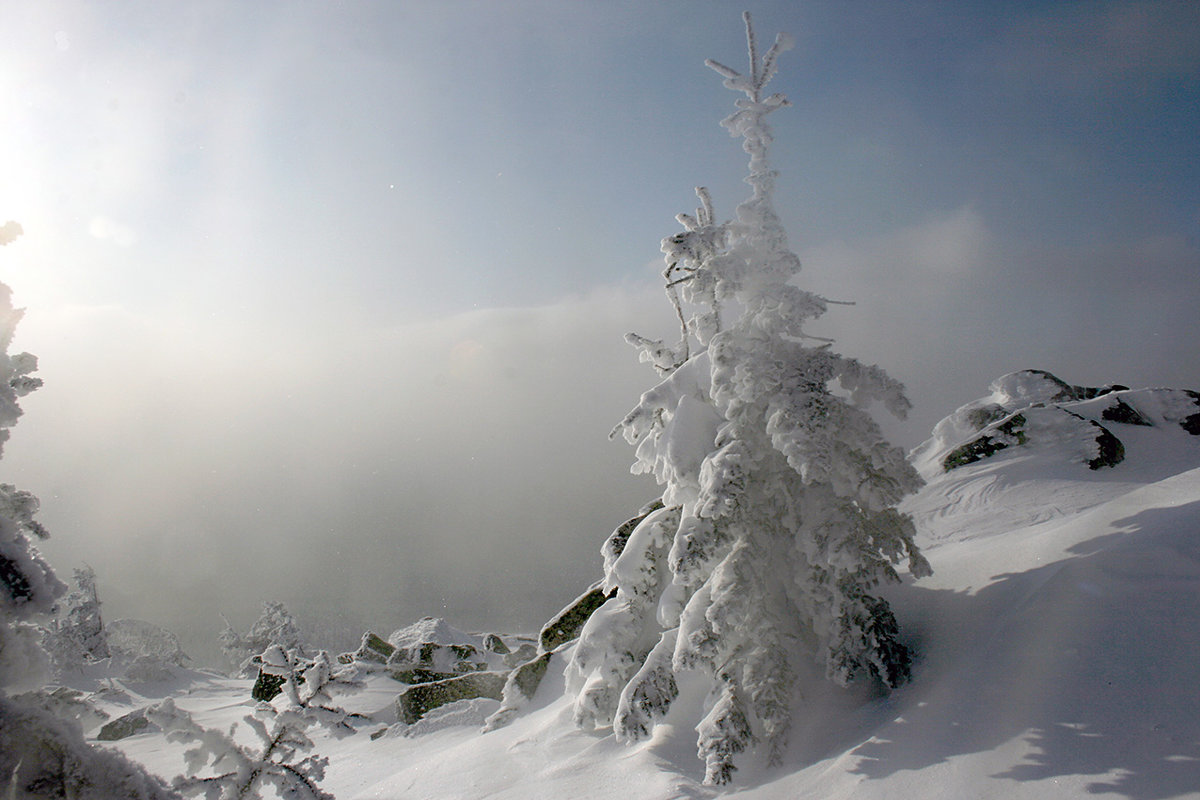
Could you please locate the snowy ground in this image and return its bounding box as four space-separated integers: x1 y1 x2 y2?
65 420 1200 799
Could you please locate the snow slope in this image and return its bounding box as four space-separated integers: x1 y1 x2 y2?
90 386 1200 799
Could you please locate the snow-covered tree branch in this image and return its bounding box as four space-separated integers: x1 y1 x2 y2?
148 647 361 800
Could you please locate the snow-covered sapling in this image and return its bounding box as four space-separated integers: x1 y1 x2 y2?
148 697 333 800
258 645 364 737
148 648 361 800
566 14 930 785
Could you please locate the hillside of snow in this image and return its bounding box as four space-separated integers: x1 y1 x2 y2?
54 372 1200 798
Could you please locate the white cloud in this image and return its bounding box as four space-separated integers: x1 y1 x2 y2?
804 205 992 296
88 216 137 247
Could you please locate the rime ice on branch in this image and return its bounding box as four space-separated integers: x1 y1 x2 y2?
566 13 930 785
147 647 361 800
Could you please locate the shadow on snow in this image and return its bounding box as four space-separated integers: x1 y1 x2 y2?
849 498 1200 799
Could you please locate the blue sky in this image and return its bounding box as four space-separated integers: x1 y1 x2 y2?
2 1 1198 655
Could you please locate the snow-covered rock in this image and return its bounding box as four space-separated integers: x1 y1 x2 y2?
385 617 488 674
96 707 155 741
537 580 614 653
396 670 508 725
912 369 1200 478
344 630 396 664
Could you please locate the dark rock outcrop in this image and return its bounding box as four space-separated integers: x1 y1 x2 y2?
505 652 553 702
389 667 462 685
503 642 538 668
251 669 289 702
396 671 508 725
1086 418 1126 469
1101 398 1153 427
942 413 1028 471
96 708 155 741
349 632 396 664
538 582 613 652
483 633 510 655
482 652 556 732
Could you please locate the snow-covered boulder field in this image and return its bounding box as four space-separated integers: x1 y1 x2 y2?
72 371 1200 798
911 368 1200 475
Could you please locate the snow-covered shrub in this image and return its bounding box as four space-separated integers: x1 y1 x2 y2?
147 697 333 800
148 647 361 799
107 617 190 682
565 16 929 784
259 645 364 734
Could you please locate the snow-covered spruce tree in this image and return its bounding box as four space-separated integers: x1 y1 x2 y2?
565 15 930 785
43 565 111 673
220 600 305 676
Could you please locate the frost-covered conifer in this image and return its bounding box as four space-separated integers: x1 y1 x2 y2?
565 15 930 784
148 697 333 800
147 647 361 800
44 565 111 672
221 600 305 676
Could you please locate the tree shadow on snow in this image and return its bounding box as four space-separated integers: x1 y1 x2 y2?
849 499 1200 799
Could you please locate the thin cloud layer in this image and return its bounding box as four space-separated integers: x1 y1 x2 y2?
7 288 669 656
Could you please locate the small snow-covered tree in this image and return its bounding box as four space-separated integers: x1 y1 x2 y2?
565 15 930 784
220 600 305 676
147 646 361 800
258 645 363 737
43 565 111 672
148 697 333 800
